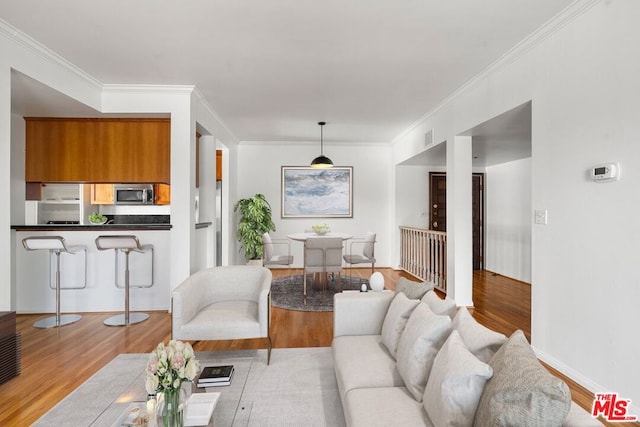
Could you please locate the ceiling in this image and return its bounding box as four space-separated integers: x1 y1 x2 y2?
2 1 570 154
400 102 532 167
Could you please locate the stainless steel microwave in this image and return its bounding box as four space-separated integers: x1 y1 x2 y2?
114 184 154 205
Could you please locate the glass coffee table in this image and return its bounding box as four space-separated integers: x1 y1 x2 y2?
84 358 253 427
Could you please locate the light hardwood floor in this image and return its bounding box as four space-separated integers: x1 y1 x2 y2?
0 268 625 426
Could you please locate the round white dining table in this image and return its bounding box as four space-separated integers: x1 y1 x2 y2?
287 232 354 241
287 232 354 291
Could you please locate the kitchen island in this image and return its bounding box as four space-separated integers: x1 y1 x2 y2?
12 222 172 315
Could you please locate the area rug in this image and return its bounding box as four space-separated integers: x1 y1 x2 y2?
36 347 345 427
271 274 369 312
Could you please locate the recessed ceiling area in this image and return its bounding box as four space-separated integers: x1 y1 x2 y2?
11 70 100 118
399 102 531 168
10 71 169 119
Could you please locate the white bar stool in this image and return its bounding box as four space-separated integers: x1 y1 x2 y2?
22 236 86 328
95 235 154 326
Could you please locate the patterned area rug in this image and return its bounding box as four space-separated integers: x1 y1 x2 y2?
271 274 369 312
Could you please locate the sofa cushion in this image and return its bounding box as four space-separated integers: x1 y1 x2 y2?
452 306 507 363
421 290 457 319
381 292 420 358
345 386 434 427
332 335 404 401
473 330 572 427
396 302 452 401
423 330 493 426
396 277 435 300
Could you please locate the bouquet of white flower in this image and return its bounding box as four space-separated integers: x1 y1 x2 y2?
145 340 201 394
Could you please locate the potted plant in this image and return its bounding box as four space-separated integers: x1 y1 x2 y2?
234 194 276 262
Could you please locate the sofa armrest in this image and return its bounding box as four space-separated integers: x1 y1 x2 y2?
333 291 395 338
258 270 272 337
171 273 206 339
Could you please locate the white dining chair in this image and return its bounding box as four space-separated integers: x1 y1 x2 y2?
262 233 294 281
303 237 343 296
343 232 376 280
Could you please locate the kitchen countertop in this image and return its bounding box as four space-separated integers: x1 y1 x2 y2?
11 223 172 231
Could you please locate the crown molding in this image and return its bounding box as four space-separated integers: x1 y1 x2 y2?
193 87 240 144
0 18 102 91
102 84 195 94
239 139 387 147
391 0 602 146
1 18 239 144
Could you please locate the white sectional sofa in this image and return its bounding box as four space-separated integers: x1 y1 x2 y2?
332 288 602 427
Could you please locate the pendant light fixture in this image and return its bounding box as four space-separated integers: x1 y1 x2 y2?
310 121 334 168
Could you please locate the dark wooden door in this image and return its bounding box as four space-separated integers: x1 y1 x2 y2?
429 173 484 270
472 174 484 270
429 173 447 231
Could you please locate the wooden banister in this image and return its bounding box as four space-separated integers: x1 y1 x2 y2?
399 226 447 293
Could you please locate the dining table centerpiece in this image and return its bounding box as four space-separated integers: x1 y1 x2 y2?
145 340 201 427
311 223 330 235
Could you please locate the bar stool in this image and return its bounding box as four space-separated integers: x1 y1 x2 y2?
22 236 87 328
95 235 154 326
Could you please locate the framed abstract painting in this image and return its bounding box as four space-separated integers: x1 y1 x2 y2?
281 166 353 218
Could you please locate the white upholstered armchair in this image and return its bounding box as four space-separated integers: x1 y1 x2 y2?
171 265 273 364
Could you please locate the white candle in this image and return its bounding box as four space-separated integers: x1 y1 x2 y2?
146 396 157 427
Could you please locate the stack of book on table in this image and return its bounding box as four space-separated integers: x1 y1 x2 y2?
196 365 234 388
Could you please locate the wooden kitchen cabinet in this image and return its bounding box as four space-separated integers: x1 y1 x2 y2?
90 184 114 205
154 184 171 205
25 118 170 183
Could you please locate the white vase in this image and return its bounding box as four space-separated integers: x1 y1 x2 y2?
369 272 385 291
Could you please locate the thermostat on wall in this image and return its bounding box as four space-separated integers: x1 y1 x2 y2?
590 163 620 182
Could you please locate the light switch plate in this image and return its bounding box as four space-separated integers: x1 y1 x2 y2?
534 209 548 225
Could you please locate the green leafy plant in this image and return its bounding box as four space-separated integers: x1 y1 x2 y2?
88 212 107 224
234 194 276 261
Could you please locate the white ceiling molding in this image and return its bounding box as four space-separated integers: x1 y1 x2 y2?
0 17 102 91
390 0 601 146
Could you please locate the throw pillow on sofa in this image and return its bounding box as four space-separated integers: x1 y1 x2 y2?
473 330 572 427
396 277 435 299
422 290 457 319
381 292 420 358
452 306 507 363
396 302 452 401
423 330 494 427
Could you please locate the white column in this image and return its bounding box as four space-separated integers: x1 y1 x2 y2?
199 134 216 268
0 65 12 311
165 93 196 295
446 135 473 306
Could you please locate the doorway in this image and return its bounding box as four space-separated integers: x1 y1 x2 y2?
429 172 485 270
216 149 223 267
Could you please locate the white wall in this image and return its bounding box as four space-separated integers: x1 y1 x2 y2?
236 142 392 268
395 166 431 231
485 158 531 282
392 0 640 411
530 0 640 407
